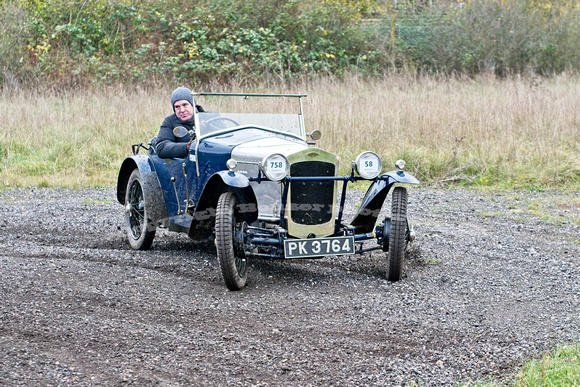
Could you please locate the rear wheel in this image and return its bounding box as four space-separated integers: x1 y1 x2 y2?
124 169 156 250
215 192 248 290
386 186 408 281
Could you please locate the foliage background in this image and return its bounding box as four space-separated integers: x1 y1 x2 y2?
1 0 580 88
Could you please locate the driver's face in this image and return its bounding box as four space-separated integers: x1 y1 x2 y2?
174 100 194 121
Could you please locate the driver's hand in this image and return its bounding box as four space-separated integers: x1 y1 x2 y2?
186 137 195 152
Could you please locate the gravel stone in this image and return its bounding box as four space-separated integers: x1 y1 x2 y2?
0 186 578 386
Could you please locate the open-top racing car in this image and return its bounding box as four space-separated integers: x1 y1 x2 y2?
117 93 419 290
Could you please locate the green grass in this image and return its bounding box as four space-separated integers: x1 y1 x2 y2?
513 344 580 386
459 344 580 387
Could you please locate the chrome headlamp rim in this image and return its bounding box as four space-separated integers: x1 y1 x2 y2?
354 151 382 179
261 153 289 181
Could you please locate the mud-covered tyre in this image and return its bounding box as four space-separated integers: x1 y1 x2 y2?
387 186 408 281
124 169 156 250
215 192 248 291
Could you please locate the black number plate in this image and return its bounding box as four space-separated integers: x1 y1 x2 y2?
284 236 355 259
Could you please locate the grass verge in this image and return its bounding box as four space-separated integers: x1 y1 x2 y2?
472 343 580 386
2 75 580 189
515 343 580 386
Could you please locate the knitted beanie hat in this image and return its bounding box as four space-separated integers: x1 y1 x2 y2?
171 87 194 111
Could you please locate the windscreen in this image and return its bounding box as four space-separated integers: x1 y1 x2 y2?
195 94 305 138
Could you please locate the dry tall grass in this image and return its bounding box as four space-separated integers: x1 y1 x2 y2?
302 75 580 187
1 75 579 188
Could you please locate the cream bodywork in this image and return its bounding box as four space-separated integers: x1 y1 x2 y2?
231 136 307 163
231 136 339 238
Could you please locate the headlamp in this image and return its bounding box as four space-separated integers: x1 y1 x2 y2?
354 151 382 179
261 154 289 181
226 158 237 172
395 159 406 171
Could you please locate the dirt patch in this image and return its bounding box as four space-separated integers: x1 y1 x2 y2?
0 187 578 386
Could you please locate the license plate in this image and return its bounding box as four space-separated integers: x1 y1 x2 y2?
284 236 355 259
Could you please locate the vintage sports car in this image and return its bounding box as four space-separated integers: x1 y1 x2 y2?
117 93 419 290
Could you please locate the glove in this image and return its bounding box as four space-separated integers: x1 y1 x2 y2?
186 137 195 152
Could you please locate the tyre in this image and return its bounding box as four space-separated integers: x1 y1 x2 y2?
124 169 156 250
215 192 248 290
386 186 408 281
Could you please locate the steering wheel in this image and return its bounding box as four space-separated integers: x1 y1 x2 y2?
204 116 240 131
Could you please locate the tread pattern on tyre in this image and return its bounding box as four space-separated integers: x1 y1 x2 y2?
215 192 247 291
387 186 408 281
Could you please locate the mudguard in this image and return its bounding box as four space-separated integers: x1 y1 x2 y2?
214 170 251 188
350 171 419 233
188 171 258 240
117 155 169 228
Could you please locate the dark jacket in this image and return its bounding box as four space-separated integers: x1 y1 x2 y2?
154 105 204 158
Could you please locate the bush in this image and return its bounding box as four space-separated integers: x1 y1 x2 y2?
1 0 580 88
0 0 381 87
382 0 580 76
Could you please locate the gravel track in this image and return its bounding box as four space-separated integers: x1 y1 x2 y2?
0 186 578 386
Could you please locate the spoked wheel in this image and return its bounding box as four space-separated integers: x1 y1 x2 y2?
124 169 156 250
386 186 408 281
215 192 248 291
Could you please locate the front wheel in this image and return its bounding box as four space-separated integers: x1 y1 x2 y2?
386 186 408 281
124 169 156 250
215 192 248 290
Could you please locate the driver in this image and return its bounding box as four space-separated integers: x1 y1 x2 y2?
154 87 204 158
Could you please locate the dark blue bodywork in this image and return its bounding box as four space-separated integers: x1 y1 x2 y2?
118 128 271 236
117 126 419 252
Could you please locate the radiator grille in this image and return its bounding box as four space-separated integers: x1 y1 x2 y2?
289 161 335 225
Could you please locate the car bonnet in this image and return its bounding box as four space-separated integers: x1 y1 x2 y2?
230 136 308 163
